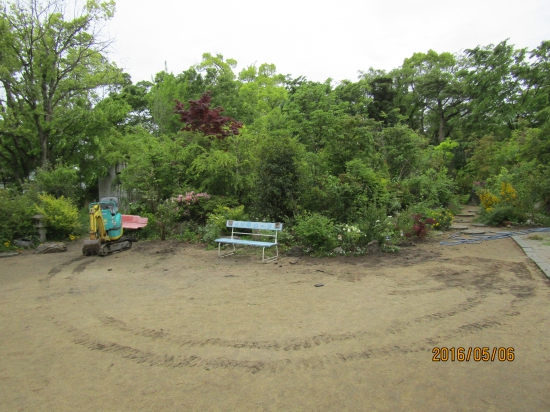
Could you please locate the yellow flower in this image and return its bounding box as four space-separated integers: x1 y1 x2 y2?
4 241 9 247
69 234 76 241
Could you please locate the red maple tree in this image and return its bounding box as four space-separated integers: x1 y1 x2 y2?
174 92 243 139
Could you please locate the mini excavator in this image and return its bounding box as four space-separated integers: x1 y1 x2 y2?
82 197 148 256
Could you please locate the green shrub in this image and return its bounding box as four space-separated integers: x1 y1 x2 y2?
206 205 248 234
133 212 158 240
399 168 457 209
355 204 391 244
155 199 180 240
0 190 37 244
35 194 80 240
200 222 222 245
302 164 391 224
200 204 248 245
293 212 337 253
76 207 91 236
253 136 302 221
35 164 80 199
482 206 526 226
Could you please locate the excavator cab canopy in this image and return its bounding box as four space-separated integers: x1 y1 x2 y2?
99 197 119 215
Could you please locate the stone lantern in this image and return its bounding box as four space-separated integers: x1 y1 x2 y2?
32 214 47 243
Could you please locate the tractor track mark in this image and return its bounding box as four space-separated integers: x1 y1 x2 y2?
99 315 168 339
67 311 510 374
98 313 361 350
97 293 502 353
70 328 287 374
415 295 485 323
72 259 95 274
41 256 88 287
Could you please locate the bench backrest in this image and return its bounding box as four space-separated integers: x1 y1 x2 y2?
226 221 283 230
226 221 283 243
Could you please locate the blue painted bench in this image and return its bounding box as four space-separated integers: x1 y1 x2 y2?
215 220 283 263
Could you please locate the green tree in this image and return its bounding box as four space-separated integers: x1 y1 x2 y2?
283 79 347 154
461 41 525 137
195 53 243 120
117 130 189 212
0 0 123 184
238 63 287 124
359 68 400 126
377 125 427 179
397 50 469 142
253 136 303 221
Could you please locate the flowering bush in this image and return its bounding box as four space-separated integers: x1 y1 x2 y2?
428 209 454 230
479 189 500 211
499 182 517 204
477 168 518 213
335 224 366 252
373 216 401 244
174 191 211 205
478 180 524 225
172 191 211 222
339 224 362 241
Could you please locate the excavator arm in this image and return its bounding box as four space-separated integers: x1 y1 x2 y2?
88 203 123 242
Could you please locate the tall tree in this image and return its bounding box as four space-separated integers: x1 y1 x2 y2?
0 0 122 183
463 40 550 136
397 50 469 142
238 63 287 124
194 53 243 120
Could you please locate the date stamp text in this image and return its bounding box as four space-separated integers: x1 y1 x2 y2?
432 347 515 362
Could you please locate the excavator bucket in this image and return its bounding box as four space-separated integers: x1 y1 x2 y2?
82 239 101 256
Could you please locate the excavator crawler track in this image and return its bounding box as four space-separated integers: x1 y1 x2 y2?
82 236 136 256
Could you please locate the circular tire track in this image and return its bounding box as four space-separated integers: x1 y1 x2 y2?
39 246 542 374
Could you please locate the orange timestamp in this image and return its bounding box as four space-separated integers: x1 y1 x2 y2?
432 347 515 362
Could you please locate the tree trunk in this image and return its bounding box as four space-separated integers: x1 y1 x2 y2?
438 115 445 143
438 100 445 143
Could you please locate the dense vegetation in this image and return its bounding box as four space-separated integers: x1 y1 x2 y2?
1 0 549 253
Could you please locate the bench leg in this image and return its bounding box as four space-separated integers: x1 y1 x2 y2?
262 245 279 263
218 242 236 258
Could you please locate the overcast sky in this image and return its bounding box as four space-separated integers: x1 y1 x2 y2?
104 0 550 84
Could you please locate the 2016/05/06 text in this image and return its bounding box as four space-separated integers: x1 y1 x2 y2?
432 347 515 362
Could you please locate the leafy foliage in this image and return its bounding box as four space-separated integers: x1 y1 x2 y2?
405 214 436 238
0 0 123 185
2 19 549 250
427 209 454 230
253 136 302 221
174 92 243 139
293 212 338 253
34 164 80 200
0 190 36 243
35 194 80 240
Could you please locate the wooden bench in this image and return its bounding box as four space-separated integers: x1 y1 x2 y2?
215 220 283 263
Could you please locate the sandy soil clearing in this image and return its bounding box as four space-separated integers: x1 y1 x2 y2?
1 237 549 411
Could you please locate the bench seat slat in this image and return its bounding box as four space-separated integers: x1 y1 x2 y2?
215 238 277 247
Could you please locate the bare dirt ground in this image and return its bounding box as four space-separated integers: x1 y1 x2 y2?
1 234 550 411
